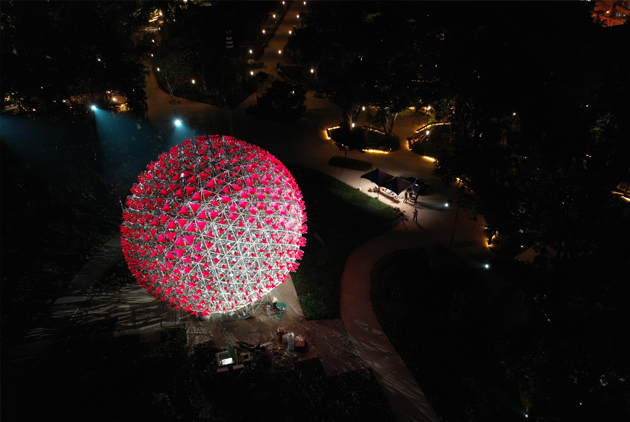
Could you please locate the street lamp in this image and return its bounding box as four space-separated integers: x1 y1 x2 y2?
174 119 182 127
90 105 97 111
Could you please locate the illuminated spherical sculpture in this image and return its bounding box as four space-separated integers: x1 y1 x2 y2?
121 135 307 316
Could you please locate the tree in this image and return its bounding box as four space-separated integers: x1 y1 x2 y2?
248 80 306 122
0 1 154 116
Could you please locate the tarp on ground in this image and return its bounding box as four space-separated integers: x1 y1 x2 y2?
381 177 413 194
360 168 394 186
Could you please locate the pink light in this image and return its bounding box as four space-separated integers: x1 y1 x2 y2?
121 135 307 316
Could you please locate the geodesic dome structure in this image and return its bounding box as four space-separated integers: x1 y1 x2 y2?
121 135 307 317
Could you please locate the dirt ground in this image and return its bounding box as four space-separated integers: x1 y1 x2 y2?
72 276 365 377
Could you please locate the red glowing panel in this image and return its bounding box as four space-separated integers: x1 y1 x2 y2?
121 135 307 315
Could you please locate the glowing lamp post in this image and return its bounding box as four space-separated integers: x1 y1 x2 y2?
121 135 307 317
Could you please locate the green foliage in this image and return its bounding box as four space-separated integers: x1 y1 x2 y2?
278 65 323 90
299 290 331 320
329 124 401 152
0 113 166 342
289 166 399 319
152 1 275 109
1 1 152 116
247 80 307 122
21 335 383 422
371 247 523 421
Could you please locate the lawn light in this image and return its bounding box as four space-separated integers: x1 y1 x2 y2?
174 119 182 127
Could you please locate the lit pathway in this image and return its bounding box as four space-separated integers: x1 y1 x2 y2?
146 3 486 421
7 4 491 422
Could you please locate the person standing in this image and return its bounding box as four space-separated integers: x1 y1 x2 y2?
413 208 418 222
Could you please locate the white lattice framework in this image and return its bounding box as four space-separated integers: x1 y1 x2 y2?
121 135 307 316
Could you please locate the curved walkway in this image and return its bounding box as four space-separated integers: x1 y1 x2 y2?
340 228 441 422
6 4 491 422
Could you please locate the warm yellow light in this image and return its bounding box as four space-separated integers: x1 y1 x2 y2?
113 97 117 102
422 156 436 162
426 130 430 135
262 29 266 34
297 14 300 18
278 50 282 54
362 106 366 111
250 71 254 76
156 67 160 72
351 123 355 128
324 126 342 140
289 30 292 34
363 149 389 154
191 79 196 84
310 68 314 73
249 49 253 54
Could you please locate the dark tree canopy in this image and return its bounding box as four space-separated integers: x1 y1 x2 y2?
1 1 154 116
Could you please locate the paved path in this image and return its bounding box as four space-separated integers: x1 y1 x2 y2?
6 4 493 422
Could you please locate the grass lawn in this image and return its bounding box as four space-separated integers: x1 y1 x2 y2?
328 155 373 171
371 247 523 421
289 166 400 319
